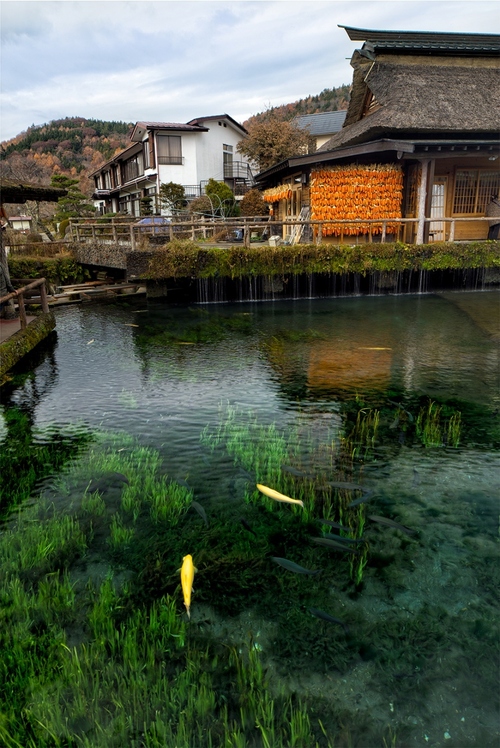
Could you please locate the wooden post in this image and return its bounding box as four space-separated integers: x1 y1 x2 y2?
112 218 118 243
91 224 97 242
39 281 49 313
169 222 174 241
17 292 27 330
191 220 195 241
381 221 387 242
416 159 430 245
316 224 323 245
75 223 80 243
449 220 455 242
130 225 136 251
244 226 250 248
423 159 436 244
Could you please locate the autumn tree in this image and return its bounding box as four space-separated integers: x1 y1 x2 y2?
239 189 268 217
188 195 213 216
237 112 316 173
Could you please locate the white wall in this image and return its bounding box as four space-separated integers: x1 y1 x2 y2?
156 131 200 187
194 118 249 183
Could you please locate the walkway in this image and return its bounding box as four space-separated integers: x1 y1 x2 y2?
0 316 36 344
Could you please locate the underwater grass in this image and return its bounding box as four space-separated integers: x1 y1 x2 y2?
52 432 193 527
416 400 462 447
1 409 498 748
0 410 92 516
202 405 375 583
2 567 345 748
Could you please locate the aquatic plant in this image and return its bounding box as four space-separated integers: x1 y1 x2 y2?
447 411 462 448
0 412 92 516
416 400 462 447
51 433 193 526
81 490 106 516
0 509 87 575
146 477 193 524
340 407 380 461
108 513 134 550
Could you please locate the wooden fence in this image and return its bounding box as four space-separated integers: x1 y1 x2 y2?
67 215 492 248
1 278 50 329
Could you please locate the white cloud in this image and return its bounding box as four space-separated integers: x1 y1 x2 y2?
1 1 498 140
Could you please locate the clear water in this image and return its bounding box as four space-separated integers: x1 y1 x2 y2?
1 290 499 747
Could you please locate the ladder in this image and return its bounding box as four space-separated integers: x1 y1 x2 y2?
287 206 310 245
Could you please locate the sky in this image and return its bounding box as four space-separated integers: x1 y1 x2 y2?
1 0 498 142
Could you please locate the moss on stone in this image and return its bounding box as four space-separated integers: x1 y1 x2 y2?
139 240 500 281
0 312 56 382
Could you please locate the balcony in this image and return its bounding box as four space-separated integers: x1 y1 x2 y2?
183 185 202 199
223 161 254 181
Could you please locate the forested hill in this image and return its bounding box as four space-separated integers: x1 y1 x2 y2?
0 117 132 190
0 85 350 193
243 84 351 128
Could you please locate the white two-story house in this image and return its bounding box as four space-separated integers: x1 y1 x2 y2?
91 114 253 216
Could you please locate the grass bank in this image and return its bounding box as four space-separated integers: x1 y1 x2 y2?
141 239 500 280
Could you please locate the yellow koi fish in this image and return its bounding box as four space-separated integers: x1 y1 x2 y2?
256 484 304 508
180 554 197 619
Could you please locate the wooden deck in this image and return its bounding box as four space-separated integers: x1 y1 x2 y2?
0 316 36 344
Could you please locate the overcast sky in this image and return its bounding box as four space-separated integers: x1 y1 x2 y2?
1 0 498 141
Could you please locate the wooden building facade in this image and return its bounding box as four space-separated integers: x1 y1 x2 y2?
256 27 500 243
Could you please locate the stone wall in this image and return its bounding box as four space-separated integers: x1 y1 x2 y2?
126 250 157 279
71 241 129 270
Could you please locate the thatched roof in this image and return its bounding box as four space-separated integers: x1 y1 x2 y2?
0 177 67 204
319 58 500 151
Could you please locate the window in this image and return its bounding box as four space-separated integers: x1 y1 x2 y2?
453 169 500 214
123 154 143 183
157 135 182 165
223 144 233 178
143 142 150 170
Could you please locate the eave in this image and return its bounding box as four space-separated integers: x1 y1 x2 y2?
255 139 416 184
339 26 500 56
255 137 500 187
0 178 67 204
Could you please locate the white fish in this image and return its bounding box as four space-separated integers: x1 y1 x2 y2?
256 484 304 508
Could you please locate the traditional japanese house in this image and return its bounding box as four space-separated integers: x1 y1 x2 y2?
256 27 500 244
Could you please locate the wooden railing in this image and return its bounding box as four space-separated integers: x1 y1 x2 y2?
67 215 492 248
0 278 50 330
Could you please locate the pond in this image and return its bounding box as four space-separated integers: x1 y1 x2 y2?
1 290 499 748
